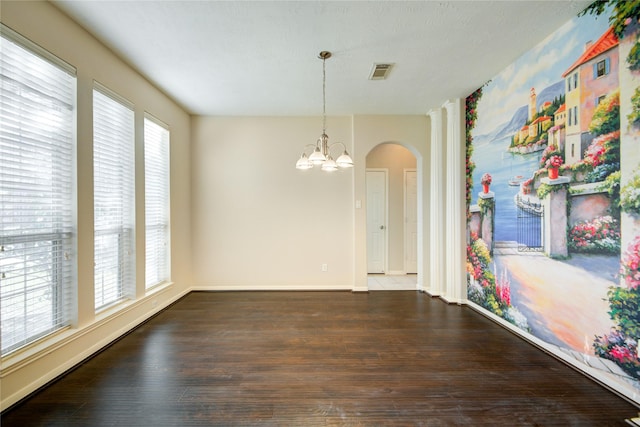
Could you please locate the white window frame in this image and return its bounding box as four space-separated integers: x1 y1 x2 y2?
0 24 77 355
93 83 135 311
144 114 170 289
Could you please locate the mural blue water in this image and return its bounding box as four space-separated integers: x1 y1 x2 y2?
471 136 542 242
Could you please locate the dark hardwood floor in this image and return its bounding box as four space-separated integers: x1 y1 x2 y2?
2 291 639 426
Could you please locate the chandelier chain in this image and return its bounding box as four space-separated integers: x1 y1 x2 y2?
322 54 326 134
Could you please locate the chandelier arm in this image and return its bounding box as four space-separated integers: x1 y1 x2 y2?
330 141 354 168
299 143 320 156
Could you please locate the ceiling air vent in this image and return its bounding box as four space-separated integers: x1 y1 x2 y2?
369 63 394 80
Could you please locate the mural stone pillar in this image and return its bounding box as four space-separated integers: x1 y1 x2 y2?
478 191 495 253
468 205 481 237
541 176 570 257
427 108 444 297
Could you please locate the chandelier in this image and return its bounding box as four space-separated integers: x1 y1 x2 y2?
295 51 353 172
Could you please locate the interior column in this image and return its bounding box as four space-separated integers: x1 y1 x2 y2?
427 108 444 296
443 99 466 304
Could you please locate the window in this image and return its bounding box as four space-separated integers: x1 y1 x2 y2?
93 85 135 310
573 106 578 126
0 25 76 354
566 73 578 92
568 107 572 125
594 58 609 78
596 95 606 106
144 116 170 289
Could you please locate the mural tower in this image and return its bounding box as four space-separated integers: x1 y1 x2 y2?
529 87 537 121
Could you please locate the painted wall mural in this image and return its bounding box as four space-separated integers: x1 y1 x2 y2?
465 1 640 402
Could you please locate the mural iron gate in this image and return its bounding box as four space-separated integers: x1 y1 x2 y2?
516 194 544 252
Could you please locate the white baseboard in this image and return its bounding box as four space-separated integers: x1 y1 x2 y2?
439 295 465 305
386 270 407 276
190 284 352 292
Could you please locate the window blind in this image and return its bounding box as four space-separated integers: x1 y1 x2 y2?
144 116 170 289
93 85 135 310
0 25 76 355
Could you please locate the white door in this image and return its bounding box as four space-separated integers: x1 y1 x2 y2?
366 170 387 273
404 170 418 274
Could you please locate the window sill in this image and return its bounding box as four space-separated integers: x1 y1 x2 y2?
1 281 174 377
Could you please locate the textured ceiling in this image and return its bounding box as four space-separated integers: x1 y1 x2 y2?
51 0 593 116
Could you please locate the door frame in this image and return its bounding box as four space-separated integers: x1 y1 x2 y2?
365 168 389 274
403 168 418 274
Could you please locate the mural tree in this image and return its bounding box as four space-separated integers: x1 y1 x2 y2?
585 90 621 184
580 0 640 60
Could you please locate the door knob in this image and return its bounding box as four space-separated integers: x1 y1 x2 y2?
380 225 385 230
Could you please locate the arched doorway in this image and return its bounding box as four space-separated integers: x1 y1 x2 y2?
365 143 419 290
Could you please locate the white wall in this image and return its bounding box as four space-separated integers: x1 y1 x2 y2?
190 115 429 291
1 1 192 410
352 116 430 290
191 116 354 289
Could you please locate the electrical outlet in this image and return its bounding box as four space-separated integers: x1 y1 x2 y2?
321 264 328 272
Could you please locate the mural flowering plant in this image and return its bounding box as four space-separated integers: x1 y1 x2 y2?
621 235 640 290
481 173 492 186
584 137 608 167
585 130 621 183
467 232 492 286
590 90 620 136
568 215 620 254
521 178 534 195
594 329 640 378
539 145 563 169
466 233 529 331
584 92 621 183
563 92 620 183
629 87 640 128
594 237 640 379
620 168 640 216
495 268 511 307
546 155 563 169
568 130 621 184
466 87 483 217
